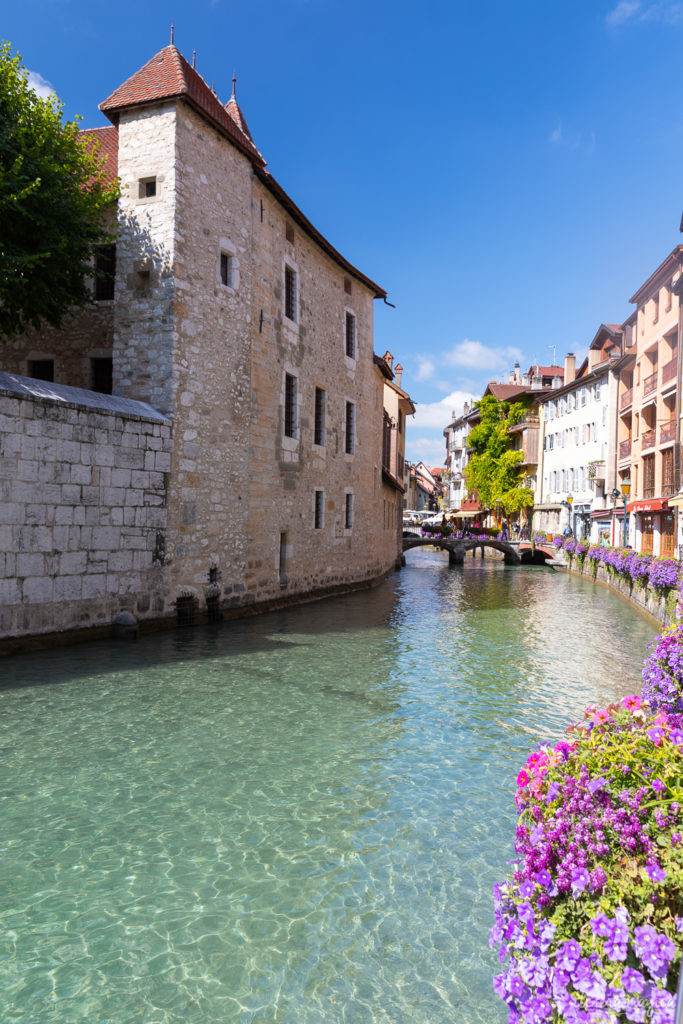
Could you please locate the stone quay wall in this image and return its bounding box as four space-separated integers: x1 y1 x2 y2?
0 375 172 642
557 549 676 626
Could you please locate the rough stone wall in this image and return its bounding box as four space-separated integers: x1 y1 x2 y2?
247 172 394 605
113 105 178 415
0 383 172 639
559 551 674 625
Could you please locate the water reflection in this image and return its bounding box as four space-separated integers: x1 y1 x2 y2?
0 553 656 1023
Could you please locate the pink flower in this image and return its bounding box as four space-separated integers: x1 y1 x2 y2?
593 709 611 724
517 769 529 787
621 695 641 710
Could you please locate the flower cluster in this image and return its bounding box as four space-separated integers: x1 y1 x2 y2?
560 539 682 591
564 539 588 558
642 624 683 714
492 691 683 1023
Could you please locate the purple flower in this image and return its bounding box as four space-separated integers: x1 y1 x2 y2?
621 968 645 995
651 778 665 795
556 939 582 971
587 776 608 795
645 860 666 883
570 867 590 899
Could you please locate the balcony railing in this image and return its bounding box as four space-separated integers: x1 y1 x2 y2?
641 428 656 451
662 356 677 385
619 439 632 459
620 387 633 410
508 414 540 433
660 420 677 444
643 369 658 396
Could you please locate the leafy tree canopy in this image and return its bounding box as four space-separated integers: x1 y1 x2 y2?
0 41 119 340
464 395 535 514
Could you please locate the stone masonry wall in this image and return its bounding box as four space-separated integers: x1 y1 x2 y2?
0 378 172 641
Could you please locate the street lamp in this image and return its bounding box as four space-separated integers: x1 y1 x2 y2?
621 476 631 547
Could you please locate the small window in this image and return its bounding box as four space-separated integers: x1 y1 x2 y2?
139 177 157 198
91 357 113 395
29 359 54 382
284 373 297 439
136 269 150 291
286 223 295 245
94 244 116 301
314 490 324 530
345 401 355 454
345 493 354 530
220 252 234 288
285 265 297 322
344 277 352 295
314 387 326 446
345 312 356 359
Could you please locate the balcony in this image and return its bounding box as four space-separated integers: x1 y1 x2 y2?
660 420 677 445
508 414 540 434
619 439 632 459
643 369 658 396
620 387 633 410
662 356 677 386
641 428 656 451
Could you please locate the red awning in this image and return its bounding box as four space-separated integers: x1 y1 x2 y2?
590 508 622 519
627 498 669 513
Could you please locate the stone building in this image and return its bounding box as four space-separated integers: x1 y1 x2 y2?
377 353 415 544
0 44 401 643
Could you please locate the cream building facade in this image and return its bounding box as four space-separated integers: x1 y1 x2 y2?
0 45 402 641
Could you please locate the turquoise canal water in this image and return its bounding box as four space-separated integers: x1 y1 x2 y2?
0 552 656 1024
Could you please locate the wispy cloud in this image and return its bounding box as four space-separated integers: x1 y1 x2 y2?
415 357 435 382
26 70 55 100
405 436 450 465
444 339 523 372
549 121 596 154
606 1 683 25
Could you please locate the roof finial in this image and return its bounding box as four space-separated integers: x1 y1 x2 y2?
192 48 196 69
170 22 174 45
231 71 236 101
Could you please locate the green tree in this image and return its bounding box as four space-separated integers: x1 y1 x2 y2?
463 395 535 514
0 42 118 340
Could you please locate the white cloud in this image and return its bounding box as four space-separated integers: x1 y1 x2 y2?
410 390 475 431
444 339 523 371
26 70 55 101
606 0 642 24
405 436 449 465
549 121 596 154
415 357 435 382
606 1 683 24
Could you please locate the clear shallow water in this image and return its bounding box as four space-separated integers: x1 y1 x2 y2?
0 553 656 1024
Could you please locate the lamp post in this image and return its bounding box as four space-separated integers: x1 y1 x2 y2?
621 476 631 547
567 494 574 536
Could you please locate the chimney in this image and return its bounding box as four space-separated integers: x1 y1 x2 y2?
509 370 515 384
531 372 543 390
564 352 576 384
522 373 530 386
383 351 393 369
514 361 521 383
394 363 403 387
552 374 562 389
463 401 469 415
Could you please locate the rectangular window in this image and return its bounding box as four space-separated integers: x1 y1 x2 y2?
138 177 157 198
91 357 113 395
94 244 116 301
285 265 297 321
345 492 353 529
345 312 356 359
314 387 326 446
284 373 297 439
29 359 54 382
643 454 655 499
279 531 288 581
220 252 234 288
314 489 324 529
345 401 355 454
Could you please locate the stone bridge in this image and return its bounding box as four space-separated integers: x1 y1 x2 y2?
402 533 556 566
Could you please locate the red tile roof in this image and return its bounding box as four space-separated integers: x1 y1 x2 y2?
485 383 532 400
100 45 265 166
79 125 119 187
530 365 563 376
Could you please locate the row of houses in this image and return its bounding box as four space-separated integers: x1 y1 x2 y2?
0 43 416 644
444 243 683 558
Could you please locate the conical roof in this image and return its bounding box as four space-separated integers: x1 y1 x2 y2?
100 45 265 166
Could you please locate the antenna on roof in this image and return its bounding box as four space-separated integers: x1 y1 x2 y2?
192 49 196 69
231 71 236 101
170 22 175 44
548 343 557 364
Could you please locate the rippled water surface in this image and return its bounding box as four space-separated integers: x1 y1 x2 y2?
0 554 656 1023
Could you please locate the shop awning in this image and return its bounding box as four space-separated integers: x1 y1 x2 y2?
452 510 479 518
533 503 563 511
627 498 669 513
667 494 683 508
590 507 621 519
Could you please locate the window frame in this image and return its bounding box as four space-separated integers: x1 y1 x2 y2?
314 386 326 447
344 310 357 361
284 263 298 323
284 373 298 440
344 400 356 455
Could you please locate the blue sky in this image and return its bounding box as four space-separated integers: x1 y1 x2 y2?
6 0 683 464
